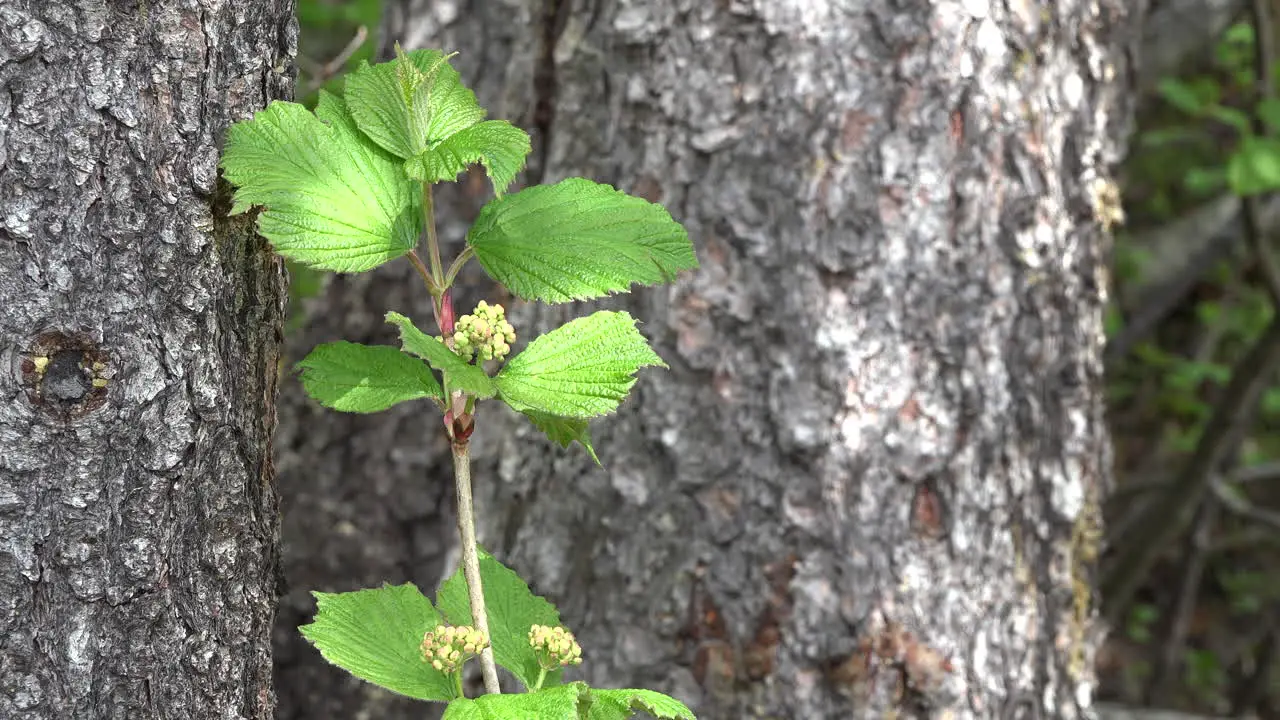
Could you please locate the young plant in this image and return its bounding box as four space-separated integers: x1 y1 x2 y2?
219 47 698 719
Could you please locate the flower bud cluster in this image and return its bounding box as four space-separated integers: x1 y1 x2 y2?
441 300 516 362
528 624 583 670
420 624 489 673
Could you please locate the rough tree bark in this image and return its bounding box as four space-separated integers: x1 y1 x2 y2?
273 0 1142 718
0 1 293 718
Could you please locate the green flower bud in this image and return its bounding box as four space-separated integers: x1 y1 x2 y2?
421 624 489 674
452 302 518 364
529 624 583 670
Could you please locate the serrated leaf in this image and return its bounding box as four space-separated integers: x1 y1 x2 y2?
406 120 531 196
521 410 600 465
220 93 420 272
345 49 530 196
437 550 564 691
298 583 456 701
586 688 697 720
495 311 666 419
385 311 497 398
345 49 486 160
442 683 587 720
296 341 442 413
467 178 697 303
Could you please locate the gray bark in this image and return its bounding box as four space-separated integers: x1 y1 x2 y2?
0 1 294 718
273 0 1141 718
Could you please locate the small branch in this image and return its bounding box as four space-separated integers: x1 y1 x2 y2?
1210 475 1280 531
1102 313 1280 623
451 441 502 695
1234 460 1280 483
1147 500 1215 702
1119 193 1239 304
407 249 435 291
1107 458 1280 506
1108 228 1237 361
1210 526 1280 553
303 25 370 95
1229 612 1277 715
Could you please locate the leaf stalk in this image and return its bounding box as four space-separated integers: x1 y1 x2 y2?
423 182 446 290
444 246 475 289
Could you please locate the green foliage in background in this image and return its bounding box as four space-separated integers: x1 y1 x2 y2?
1113 17 1280 713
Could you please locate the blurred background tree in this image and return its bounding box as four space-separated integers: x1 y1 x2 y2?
275 0 1280 718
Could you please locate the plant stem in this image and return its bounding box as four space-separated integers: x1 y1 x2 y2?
423 182 445 289
451 440 502 695
407 249 445 334
443 246 475 288
533 666 547 692
407 249 435 292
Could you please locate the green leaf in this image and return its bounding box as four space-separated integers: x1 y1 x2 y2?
385 312 497 399
495 311 666 418
437 550 564 691
467 178 697 303
1258 98 1280 135
444 684 587 720
298 583 456 701
520 410 600 465
1183 166 1226 194
1229 136 1280 195
442 683 587 720
1207 104 1253 134
1157 77 1213 116
345 48 484 159
220 93 420 272
586 688 697 720
297 341 442 412
1225 21 1256 46
406 120 532 196
345 49 530 196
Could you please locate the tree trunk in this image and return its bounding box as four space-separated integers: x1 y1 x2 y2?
273 0 1143 718
0 2 293 718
